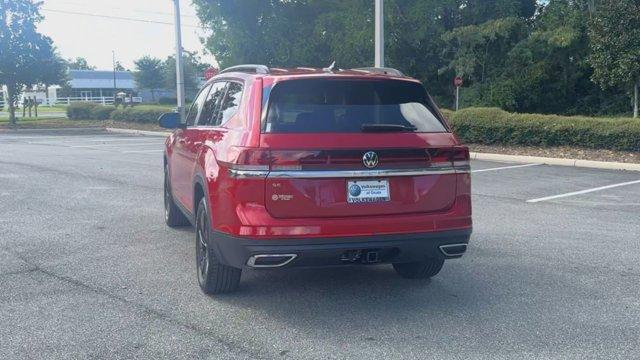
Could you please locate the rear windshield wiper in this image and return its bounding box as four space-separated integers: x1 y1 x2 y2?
361 123 417 132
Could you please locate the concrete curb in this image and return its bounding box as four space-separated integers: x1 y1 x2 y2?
105 127 171 137
0 127 104 133
471 152 640 172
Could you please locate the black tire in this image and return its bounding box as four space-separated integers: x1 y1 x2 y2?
195 198 241 294
393 258 445 279
164 164 190 227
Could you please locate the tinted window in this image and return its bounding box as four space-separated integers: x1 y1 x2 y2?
185 84 211 126
264 79 447 133
197 82 226 126
219 82 243 125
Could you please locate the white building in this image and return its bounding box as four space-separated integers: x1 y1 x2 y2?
58 70 135 99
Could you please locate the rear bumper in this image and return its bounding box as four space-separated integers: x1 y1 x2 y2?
211 228 472 268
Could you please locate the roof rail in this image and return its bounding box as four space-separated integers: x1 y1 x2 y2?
220 64 270 75
353 67 404 77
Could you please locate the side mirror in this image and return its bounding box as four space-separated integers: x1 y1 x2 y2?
158 112 183 129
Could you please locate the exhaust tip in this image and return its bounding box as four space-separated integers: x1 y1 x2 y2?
439 243 467 258
246 254 297 268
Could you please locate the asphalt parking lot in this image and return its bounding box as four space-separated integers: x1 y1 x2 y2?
1 130 639 359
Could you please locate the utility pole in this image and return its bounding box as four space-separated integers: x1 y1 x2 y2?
374 0 384 67
112 50 117 97
173 0 186 123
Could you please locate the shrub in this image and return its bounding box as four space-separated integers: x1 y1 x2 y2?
444 107 640 152
66 103 166 123
66 103 116 120
158 97 177 105
109 107 165 123
66 102 98 120
90 106 116 120
158 97 191 106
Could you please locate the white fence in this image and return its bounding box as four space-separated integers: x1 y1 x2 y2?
44 96 143 106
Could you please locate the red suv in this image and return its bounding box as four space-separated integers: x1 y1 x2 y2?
160 65 472 294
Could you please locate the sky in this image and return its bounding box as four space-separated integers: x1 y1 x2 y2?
38 0 216 71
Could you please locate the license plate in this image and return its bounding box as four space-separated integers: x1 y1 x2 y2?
347 179 390 203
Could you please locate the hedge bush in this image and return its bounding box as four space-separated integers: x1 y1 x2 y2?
109 107 165 123
66 102 98 120
66 102 115 120
158 97 177 105
67 103 165 123
443 107 640 152
90 106 116 120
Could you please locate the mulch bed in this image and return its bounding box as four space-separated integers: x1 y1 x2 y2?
469 143 640 164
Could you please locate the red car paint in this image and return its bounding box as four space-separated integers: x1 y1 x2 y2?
164 67 471 267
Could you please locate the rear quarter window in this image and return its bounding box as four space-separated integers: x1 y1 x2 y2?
263 79 447 133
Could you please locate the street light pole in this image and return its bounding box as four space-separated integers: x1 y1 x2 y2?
173 0 186 123
374 0 384 67
112 50 117 97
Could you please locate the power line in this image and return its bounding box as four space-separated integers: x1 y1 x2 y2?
41 8 202 28
46 0 200 19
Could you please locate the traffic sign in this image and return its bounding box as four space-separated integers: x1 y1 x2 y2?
454 76 463 88
204 67 218 80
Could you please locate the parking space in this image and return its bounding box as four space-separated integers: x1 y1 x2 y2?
2 133 166 154
1 131 639 359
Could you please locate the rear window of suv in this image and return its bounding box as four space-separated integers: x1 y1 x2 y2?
263 79 447 133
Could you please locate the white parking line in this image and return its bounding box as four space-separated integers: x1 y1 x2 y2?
527 179 640 203
472 163 541 173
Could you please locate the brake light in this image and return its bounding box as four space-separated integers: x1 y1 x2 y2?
223 147 324 171
428 147 470 170
451 147 470 169
223 147 270 171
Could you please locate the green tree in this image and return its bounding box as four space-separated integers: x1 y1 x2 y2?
194 0 326 68
589 0 640 117
38 52 69 104
193 0 538 107
114 61 126 72
163 51 210 98
67 57 95 70
191 0 635 116
0 0 66 124
494 1 594 113
441 17 528 84
134 56 166 102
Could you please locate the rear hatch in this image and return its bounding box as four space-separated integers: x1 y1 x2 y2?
259 78 467 219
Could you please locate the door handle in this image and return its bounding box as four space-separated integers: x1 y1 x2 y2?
194 141 203 148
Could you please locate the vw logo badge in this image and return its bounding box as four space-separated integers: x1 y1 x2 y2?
362 151 379 169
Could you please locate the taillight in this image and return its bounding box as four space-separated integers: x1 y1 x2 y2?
222 147 324 172
223 147 270 172
428 147 470 171
451 147 470 169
